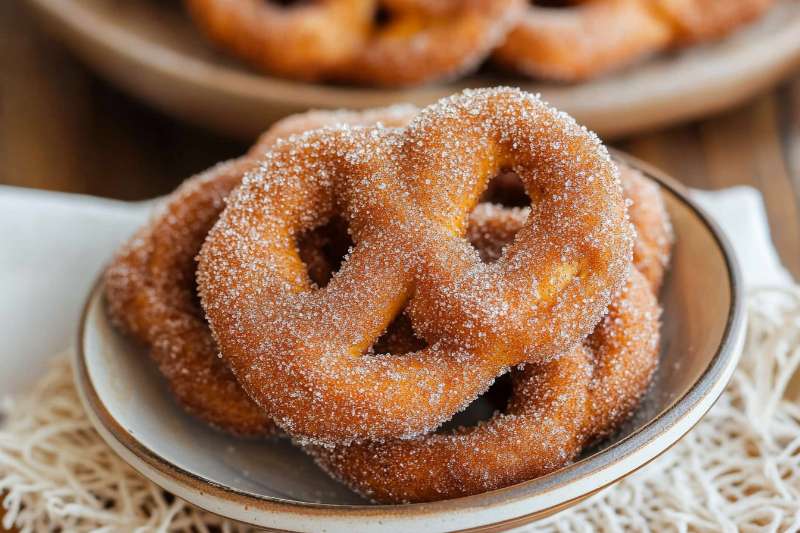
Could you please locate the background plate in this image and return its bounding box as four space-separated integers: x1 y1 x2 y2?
25 0 800 140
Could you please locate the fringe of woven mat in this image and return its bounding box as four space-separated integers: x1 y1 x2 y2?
2 287 800 532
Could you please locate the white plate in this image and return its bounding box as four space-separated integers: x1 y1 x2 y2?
26 0 800 140
74 154 747 532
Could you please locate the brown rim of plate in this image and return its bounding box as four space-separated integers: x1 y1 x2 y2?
74 151 746 528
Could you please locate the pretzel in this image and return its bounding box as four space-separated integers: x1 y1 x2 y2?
104 169 663 498
104 161 272 436
183 0 522 86
311 267 661 503
310 170 669 502
621 161 674 290
486 160 673 290
655 0 775 44
494 0 774 81
104 106 416 436
493 0 671 82
196 88 634 445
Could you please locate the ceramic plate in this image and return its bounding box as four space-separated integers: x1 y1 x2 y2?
75 154 746 532
26 0 800 140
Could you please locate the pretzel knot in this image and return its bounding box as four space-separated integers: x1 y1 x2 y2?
197 88 634 445
103 106 417 437
183 0 522 86
493 0 775 82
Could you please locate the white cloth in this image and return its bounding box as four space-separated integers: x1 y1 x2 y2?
0 187 148 395
692 186 793 288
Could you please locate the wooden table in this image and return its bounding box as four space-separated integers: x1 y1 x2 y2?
1 3 799 531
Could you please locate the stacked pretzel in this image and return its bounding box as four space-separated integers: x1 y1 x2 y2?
105 88 673 503
184 0 775 85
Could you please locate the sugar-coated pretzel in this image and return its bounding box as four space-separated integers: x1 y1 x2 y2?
620 162 674 291
310 184 669 502
104 106 416 436
184 0 522 86
487 160 673 291
494 0 774 81
493 0 671 82
105 100 670 502
311 267 661 503
184 0 371 81
104 160 273 436
196 88 634 445
655 0 775 44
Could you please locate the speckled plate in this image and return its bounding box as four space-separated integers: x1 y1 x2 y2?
75 153 746 532
25 0 800 140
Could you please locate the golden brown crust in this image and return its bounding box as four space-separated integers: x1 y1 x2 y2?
310 172 671 502
184 0 522 86
493 0 671 82
620 161 674 291
310 268 661 503
184 0 373 82
494 0 775 82
104 105 417 436
654 0 775 45
196 88 634 445
340 0 524 86
104 160 273 436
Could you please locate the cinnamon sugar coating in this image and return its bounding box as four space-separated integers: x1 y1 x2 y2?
310 268 661 503
184 0 522 86
493 0 774 82
104 106 415 436
196 88 634 445
620 162 674 291
307 179 670 503
105 98 672 502
483 160 673 291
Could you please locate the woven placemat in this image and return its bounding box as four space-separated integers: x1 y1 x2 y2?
2 287 800 532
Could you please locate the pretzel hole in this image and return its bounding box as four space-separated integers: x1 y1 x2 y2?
369 315 514 433
481 170 528 207
297 216 353 288
438 373 513 432
297 216 429 356
468 171 534 263
373 5 393 28
372 314 427 354
267 0 308 7
531 0 577 7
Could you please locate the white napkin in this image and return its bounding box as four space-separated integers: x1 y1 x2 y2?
692 186 793 288
0 187 147 395
0 183 791 394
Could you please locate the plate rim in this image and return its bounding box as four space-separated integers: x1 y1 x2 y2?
73 152 747 531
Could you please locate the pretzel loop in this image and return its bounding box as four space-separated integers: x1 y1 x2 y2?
197 88 634 444
184 0 522 86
